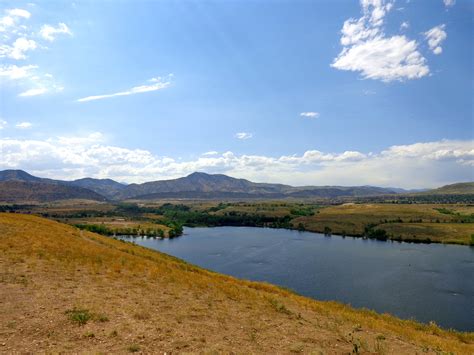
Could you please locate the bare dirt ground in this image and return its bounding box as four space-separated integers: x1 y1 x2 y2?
1 213 472 354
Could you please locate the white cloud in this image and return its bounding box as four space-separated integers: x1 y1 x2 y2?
0 66 63 97
424 25 447 55
235 132 253 140
443 0 455 7
39 23 72 42
333 36 429 82
0 120 7 129
0 8 71 97
0 64 38 79
0 37 37 60
15 122 32 129
77 77 171 102
6 9 31 19
332 0 430 82
202 151 219 156
300 112 320 118
0 8 31 33
18 87 48 97
56 132 104 146
400 21 409 30
0 135 472 188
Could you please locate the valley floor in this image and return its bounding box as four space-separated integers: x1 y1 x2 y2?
0 213 473 354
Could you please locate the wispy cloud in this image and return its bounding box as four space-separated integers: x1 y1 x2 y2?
39 23 72 42
77 77 171 102
443 0 455 8
0 120 7 129
300 112 320 118
0 65 62 97
424 24 447 55
15 121 32 129
0 8 31 33
235 132 253 140
202 151 219 156
0 8 71 97
332 0 430 82
18 87 48 97
0 64 38 80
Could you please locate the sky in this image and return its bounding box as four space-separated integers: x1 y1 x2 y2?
0 0 473 188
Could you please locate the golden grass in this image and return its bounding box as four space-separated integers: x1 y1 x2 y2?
69 217 170 235
293 203 474 244
380 223 474 244
1 213 473 353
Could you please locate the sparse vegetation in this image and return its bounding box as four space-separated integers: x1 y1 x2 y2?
4 199 473 245
1 213 472 353
127 344 140 352
65 308 93 325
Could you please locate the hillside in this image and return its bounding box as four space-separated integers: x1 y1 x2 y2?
0 170 124 201
423 182 474 195
116 172 293 199
0 213 472 353
0 181 106 203
65 178 126 199
1 169 472 202
0 169 45 182
116 172 402 200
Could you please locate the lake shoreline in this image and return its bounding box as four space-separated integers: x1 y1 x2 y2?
117 222 474 246
117 226 474 332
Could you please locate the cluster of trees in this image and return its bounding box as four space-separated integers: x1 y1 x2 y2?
40 210 117 219
114 202 294 229
289 207 315 216
363 224 389 241
164 209 294 229
74 223 171 238
0 204 33 212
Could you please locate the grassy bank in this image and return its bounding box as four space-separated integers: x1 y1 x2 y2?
0 213 473 353
5 200 474 245
292 203 474 245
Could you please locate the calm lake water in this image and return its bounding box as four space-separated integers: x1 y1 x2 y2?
118 226 474 331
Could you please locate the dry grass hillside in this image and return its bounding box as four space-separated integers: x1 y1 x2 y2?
0 213 473 354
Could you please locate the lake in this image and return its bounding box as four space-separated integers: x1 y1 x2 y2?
117 226 474 331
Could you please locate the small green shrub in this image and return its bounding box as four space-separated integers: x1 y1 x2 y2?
128 344 140 352
65 308 92 325
110 330 118 337
268 298 292 315
96 314 109 322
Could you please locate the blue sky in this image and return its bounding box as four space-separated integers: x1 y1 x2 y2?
0 0 473 188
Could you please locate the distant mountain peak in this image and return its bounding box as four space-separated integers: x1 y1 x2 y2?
3 168 470 202
187 171 211 178
0 169 42 182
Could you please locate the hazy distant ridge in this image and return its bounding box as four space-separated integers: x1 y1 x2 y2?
0 169 472 202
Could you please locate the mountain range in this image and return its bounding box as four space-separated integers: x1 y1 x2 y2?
0 169 471 203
